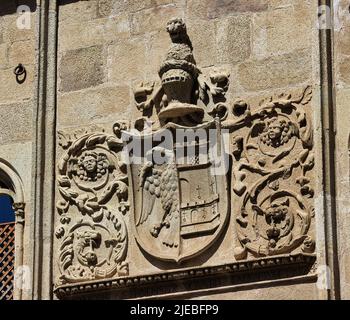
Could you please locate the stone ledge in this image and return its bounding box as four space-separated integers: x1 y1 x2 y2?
54 253 316 300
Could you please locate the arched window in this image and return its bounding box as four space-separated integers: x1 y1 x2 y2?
0 160 25 300
0 193 15 300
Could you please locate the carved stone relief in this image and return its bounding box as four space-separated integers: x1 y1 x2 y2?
54 18 316 298
55 127 129 285
226 87 315 260
126 120 229 263
133 18 230 129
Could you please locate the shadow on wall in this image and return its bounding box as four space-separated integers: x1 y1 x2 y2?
59 0 82 5
0 0 36 16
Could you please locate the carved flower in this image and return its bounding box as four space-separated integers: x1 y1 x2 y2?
296 177 314 198
232 99 250 117
268 180 279 191
113 121 129 138
55 227 65 239
60 215 71 225
302 236 315 253
57 200 69 215
118 201 129 215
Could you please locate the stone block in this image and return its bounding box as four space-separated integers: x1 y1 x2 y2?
131 0 185 13
130 4 184 35
338 58 350 86
0 64 35 103
188 282 318 300
8 40 35 67
0 43 8 69
59 45 106 92
98 0 185 17
0 141 32 201
237 50 311 92
252 5 312 58
0 101 33 145
59 0 98 23
108 38 147 83
187 0 268 20
217 15 251 65
186 19 217 68
58 15 130 52
1 13 35 43
57 86 131 127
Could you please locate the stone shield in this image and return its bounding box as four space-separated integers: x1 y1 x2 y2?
126 120 229 263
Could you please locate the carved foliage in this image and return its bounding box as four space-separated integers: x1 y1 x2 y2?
228 87 316 260
55 126 129 285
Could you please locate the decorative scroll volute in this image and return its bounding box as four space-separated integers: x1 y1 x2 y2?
225 87 316 260
55 126 129 286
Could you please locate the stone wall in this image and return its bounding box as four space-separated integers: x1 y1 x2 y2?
54 0 323 300
334 0 350 300
0 0 37 300
57 0 316 130
0 0 347 300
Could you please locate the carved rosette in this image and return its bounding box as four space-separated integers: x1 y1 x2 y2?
55 127 129 285
227 87 316 260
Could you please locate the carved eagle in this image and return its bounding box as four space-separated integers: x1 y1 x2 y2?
137 147 179 248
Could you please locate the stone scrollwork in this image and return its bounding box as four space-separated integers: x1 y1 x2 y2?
54 17 317 298
55 125 129 286
228 87 315 260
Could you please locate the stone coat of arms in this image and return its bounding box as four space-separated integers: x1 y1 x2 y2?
54 17 316 298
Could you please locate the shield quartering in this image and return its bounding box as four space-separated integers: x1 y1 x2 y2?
126 119 229 263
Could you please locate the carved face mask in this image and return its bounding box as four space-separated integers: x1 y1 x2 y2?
267 123 282 140
82 156 97 173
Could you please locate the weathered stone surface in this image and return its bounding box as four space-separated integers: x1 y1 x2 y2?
338 58 350 86
58 15 130 52
59 0 98 22
187 282 319 300
0 141 32 199
8 40 35 66
0 64 35 103
57 86 131 127
108 38 147 83
187 0 268 20
217 15 251 65
59 45 105 92
0 101 33 145
98 0 185 17
0 43 7 69
0 13 35 43
237 50 311 92
186 19 217 68
252 5 312 58
337 27 350 56
130 4 184 35
97 0 113 17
